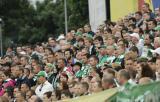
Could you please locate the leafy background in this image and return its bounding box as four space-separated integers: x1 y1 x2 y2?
0 0 89 49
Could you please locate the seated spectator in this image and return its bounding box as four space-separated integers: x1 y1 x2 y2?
35 71 53 99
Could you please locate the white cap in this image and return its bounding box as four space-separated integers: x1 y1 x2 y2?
151 48 160 55
130 33 140 40
56 35 65 41
19 51 26 55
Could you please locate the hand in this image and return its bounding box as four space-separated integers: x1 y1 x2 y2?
28 72 35 79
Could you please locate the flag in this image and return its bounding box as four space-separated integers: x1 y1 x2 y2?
110 0 138 21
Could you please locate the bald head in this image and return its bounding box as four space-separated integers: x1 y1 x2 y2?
139 77 153 85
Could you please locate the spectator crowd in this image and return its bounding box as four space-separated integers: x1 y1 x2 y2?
0 3 160 102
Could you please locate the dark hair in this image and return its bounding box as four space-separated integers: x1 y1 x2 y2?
78 38 84 42
106 68 116 77
135 11 142 16
128 24 136 29
140 63 154 79
44 91 52 98
94 36 104 45
64 49 74 57
61 90 72 98
83 53 90 59
73 62 82 68
45 47 54 54
89 55 99 63
129 17 136 24
102 78 115 86
81 82 89 91
148 19 157 26
129 46 139 55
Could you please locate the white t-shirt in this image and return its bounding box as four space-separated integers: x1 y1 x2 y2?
35 81 54 99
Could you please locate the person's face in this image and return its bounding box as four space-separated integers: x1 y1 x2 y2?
142 5 148 12
94 40 101 47
107 38 114 45
44 66 51 73
135 13 141 20
99 48 107 56
16 47 22 53
0 73 6 81
78 41 84 47
13 56 19 64
66 33 73 41
76 52 82 60
154 38 160 49
20 57 27 66
14 68 20 77
21 84 28 93
57 59 65 69
51 92 57 101
33 65 40 74
156 59 160 71
131 36 139 44
73 65 80 73
60 75 67 82
89 57 97 67
81 55 88 64
43 94 50 102
4 57 11 63
143 13 150 20
15 92 24 102
84 40 91 47
26 91 32 99
73 84 79 95
37 76 45 84
28 95 37 102
125 60 134 70
106 47 114 55
96 29 101 36
55 52 63 60
117 46 125 55
48 39 56 47
123 33 130 40
81 49 88 55
148 21 155 30
84 25 90 32
144 35 151 45
39 46 44 53
102 79 110 90
65 51 71 59
116 72 122 85
47 54 54 63
61 94 69 100
91 82 99 93
77 84 84 95
148 62 156 71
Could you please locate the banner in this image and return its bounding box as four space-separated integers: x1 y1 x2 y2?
68 88 117 102
107 81 160 102
88 0 106 32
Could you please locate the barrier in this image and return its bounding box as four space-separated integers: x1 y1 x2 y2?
66 81 160 102
107 81 160 102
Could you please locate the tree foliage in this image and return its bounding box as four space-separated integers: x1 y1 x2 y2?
0 0 89 46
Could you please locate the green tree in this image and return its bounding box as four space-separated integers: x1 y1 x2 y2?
0 0 89 47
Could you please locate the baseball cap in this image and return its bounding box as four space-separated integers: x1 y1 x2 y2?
46 63 55 69
130 33 140 40
151 48 160 55
36 71 48 78
154 25 160 31
56 35 65 41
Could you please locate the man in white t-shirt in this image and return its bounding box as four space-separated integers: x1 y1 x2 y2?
35 71 54 99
